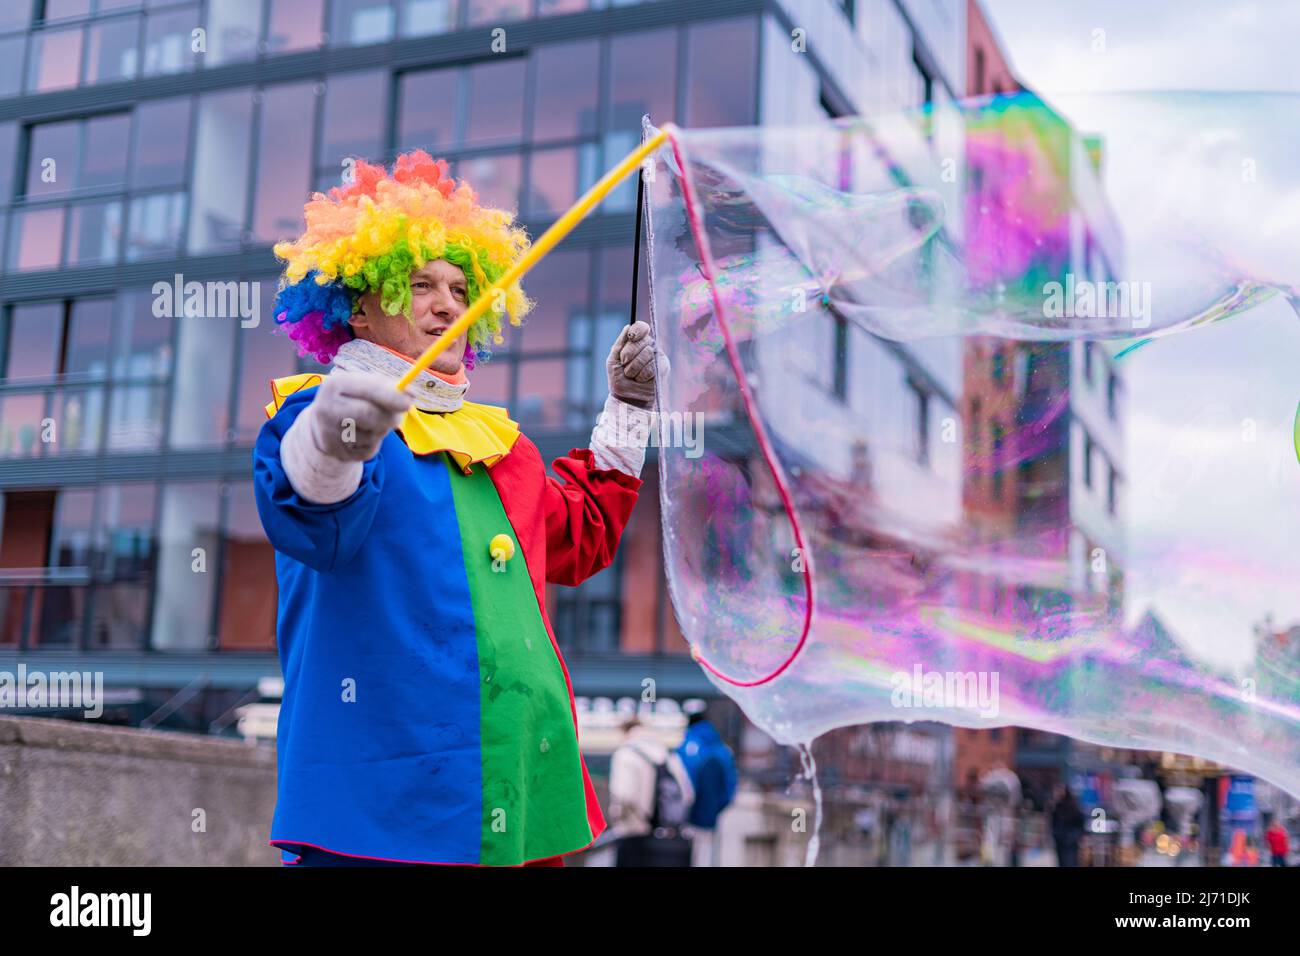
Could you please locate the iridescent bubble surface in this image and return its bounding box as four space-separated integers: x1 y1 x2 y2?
642 93 1300 795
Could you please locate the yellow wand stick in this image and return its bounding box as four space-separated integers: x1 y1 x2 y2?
395 125 672 392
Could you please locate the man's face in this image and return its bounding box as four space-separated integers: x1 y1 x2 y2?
349 259 470 374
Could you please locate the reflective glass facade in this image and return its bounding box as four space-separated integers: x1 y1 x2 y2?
0 2 764 722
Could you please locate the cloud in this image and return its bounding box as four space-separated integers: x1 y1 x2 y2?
983 0 1300 95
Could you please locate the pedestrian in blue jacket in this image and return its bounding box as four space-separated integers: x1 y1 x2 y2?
675 705 738 836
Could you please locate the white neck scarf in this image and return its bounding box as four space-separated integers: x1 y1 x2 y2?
331 338 469 413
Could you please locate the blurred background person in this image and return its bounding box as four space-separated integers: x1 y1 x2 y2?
609 716 695 866
1265 814 1290 866
1049 783 1085 867
675 699 738 867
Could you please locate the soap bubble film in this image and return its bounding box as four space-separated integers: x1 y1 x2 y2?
642 93 1300 796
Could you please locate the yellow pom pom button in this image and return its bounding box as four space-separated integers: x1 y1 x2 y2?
489 533 515 563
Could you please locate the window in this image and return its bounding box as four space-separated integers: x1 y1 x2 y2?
168 313 236 449
469 360 508 407
0 34 22 97
219 483 278 650
66 199 121 265
266 0 324 54
465 0 531 27
115 290 175 381
206 0 261 65
685 18 757 128
554 557 621 653
125 190 185 261
7 207 65 271
107 291 174 451
84 13 141 85
63 299 115 378
401 0 455 38
189 88 254 253
608 29 677 132
504 246 598 425
54 483 152 652
252 82 316 243
50 489 96 570
515 358 567 427
1084 341 1094 385
464 59 526 148
108 382 166 450
27 26 84 93
525 145 598 219
233 281 301 442
1082 431 1092 488
4 303 62 380
523 248 588 355
130 98 191 189
398 67 459 153
141 4 201 78
53 299 114 455
318 70 386 178
45 1 92 19
1107 371 1118 421
0 489 88 648
25 121 80 199
330 0 395 47
8 0 337 96
151 482 220 650
532 39 600 144
20 115 129 266
455 152 522 213
0 5 32 32
1107 465 1118 516
93 484 156 582
13 108 190 271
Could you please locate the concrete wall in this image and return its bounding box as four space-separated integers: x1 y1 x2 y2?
0 717 277 866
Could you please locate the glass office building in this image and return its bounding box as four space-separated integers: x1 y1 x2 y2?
0 0 966 731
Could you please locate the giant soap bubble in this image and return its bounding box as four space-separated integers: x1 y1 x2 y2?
641 93 1300 796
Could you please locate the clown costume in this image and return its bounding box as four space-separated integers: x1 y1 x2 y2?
252 151 664 867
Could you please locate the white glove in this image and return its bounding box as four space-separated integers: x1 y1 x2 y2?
305 369 413 462
280 369 412 504
606 321 668 409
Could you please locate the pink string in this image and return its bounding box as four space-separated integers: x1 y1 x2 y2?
665 130 815 688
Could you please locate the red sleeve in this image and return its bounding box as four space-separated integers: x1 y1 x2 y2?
543 447 642 586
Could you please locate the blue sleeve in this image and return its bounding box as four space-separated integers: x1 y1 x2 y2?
252 386 385 573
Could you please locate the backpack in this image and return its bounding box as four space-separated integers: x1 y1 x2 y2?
628 745 688 832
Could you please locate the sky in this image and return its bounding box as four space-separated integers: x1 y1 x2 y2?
982 0 1300 668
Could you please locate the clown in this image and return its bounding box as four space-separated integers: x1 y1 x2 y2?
253 150 663 867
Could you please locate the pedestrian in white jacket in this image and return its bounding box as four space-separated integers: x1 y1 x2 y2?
608 718 695 842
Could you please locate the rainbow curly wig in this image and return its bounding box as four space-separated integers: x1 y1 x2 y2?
271 150 534 369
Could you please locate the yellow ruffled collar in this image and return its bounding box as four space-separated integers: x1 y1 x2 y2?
264 373 521 474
